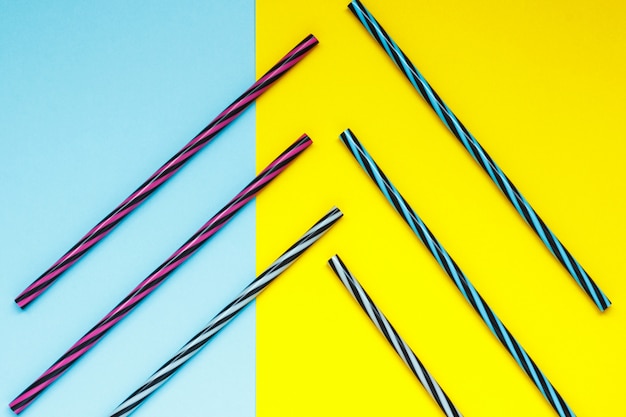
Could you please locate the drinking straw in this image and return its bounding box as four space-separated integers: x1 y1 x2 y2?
347 0 610 312
328 255 463 417
109 207 343 417
340 129 575 417
9 135 312 414
15 34 319 309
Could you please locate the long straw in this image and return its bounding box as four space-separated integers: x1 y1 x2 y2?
15 34 319 309
109 207 343 417
328 255 463 417
340 128 575 417
9 135 312 414
348 0 610 312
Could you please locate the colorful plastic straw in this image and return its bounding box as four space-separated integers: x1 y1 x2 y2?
109 207 343 417
328 255 463 417
14 34 319 309
348 0 609 312
9 135 312 414
340 129 575 417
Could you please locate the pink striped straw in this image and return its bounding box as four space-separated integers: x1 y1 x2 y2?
9 135 312 414
15 34 318 309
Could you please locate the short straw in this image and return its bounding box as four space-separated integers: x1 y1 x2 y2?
348 0 610 312
328 255 463 417
15 34 319 309
9 135 312 414
109 207 343 417
340 129 575 417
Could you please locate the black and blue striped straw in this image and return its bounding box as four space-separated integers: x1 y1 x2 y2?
340 128 575 417
348 0 610 312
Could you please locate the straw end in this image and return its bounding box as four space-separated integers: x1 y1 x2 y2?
298 34 318 49
339 128 357 146
294 134 313 152
327 254 343 268
598 298 612 312
329 206 343 218
14 294 30 310
347 0 361 11
323 207 344 226
307 34 319 45
298 133 312 143
8 401 23 415
340 128 353 136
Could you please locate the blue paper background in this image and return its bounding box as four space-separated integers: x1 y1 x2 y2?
0 1 255 416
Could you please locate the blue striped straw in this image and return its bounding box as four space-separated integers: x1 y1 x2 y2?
348 0 610 312
340 128 576 417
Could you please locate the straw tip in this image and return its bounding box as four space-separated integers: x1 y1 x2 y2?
327 206 344 219
339 128 355 143
8 402 22 415
305 34 319 45
14 298 28 310
328 254 343 266
297 133 313 146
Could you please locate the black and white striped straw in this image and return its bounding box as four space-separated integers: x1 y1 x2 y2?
109 207 343 417
329 255 463 417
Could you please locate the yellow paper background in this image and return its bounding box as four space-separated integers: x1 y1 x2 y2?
256 1 626 415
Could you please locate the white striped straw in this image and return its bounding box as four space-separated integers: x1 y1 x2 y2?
329 254 463 417
110 207 343 417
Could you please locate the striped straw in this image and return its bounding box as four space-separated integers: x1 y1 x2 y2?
328 255 463 417
109 207 343 417
9 135 312 414
15 34 319 309
348 0 610 312
340 129 575 417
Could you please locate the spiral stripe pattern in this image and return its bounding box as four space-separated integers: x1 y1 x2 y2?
340 128 575 417
15 34 319 309
108 207 342 417
329 255 463 417
348 0 609 312
9 135 312 414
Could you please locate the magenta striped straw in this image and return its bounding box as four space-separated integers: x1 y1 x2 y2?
14 34 318 309
9 135 312 414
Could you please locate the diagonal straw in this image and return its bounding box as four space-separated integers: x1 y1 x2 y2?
109 207 342 417
340 128 575 417
9 135 312 414
348 0 610 312
15 34 319 309
328 254 463 417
